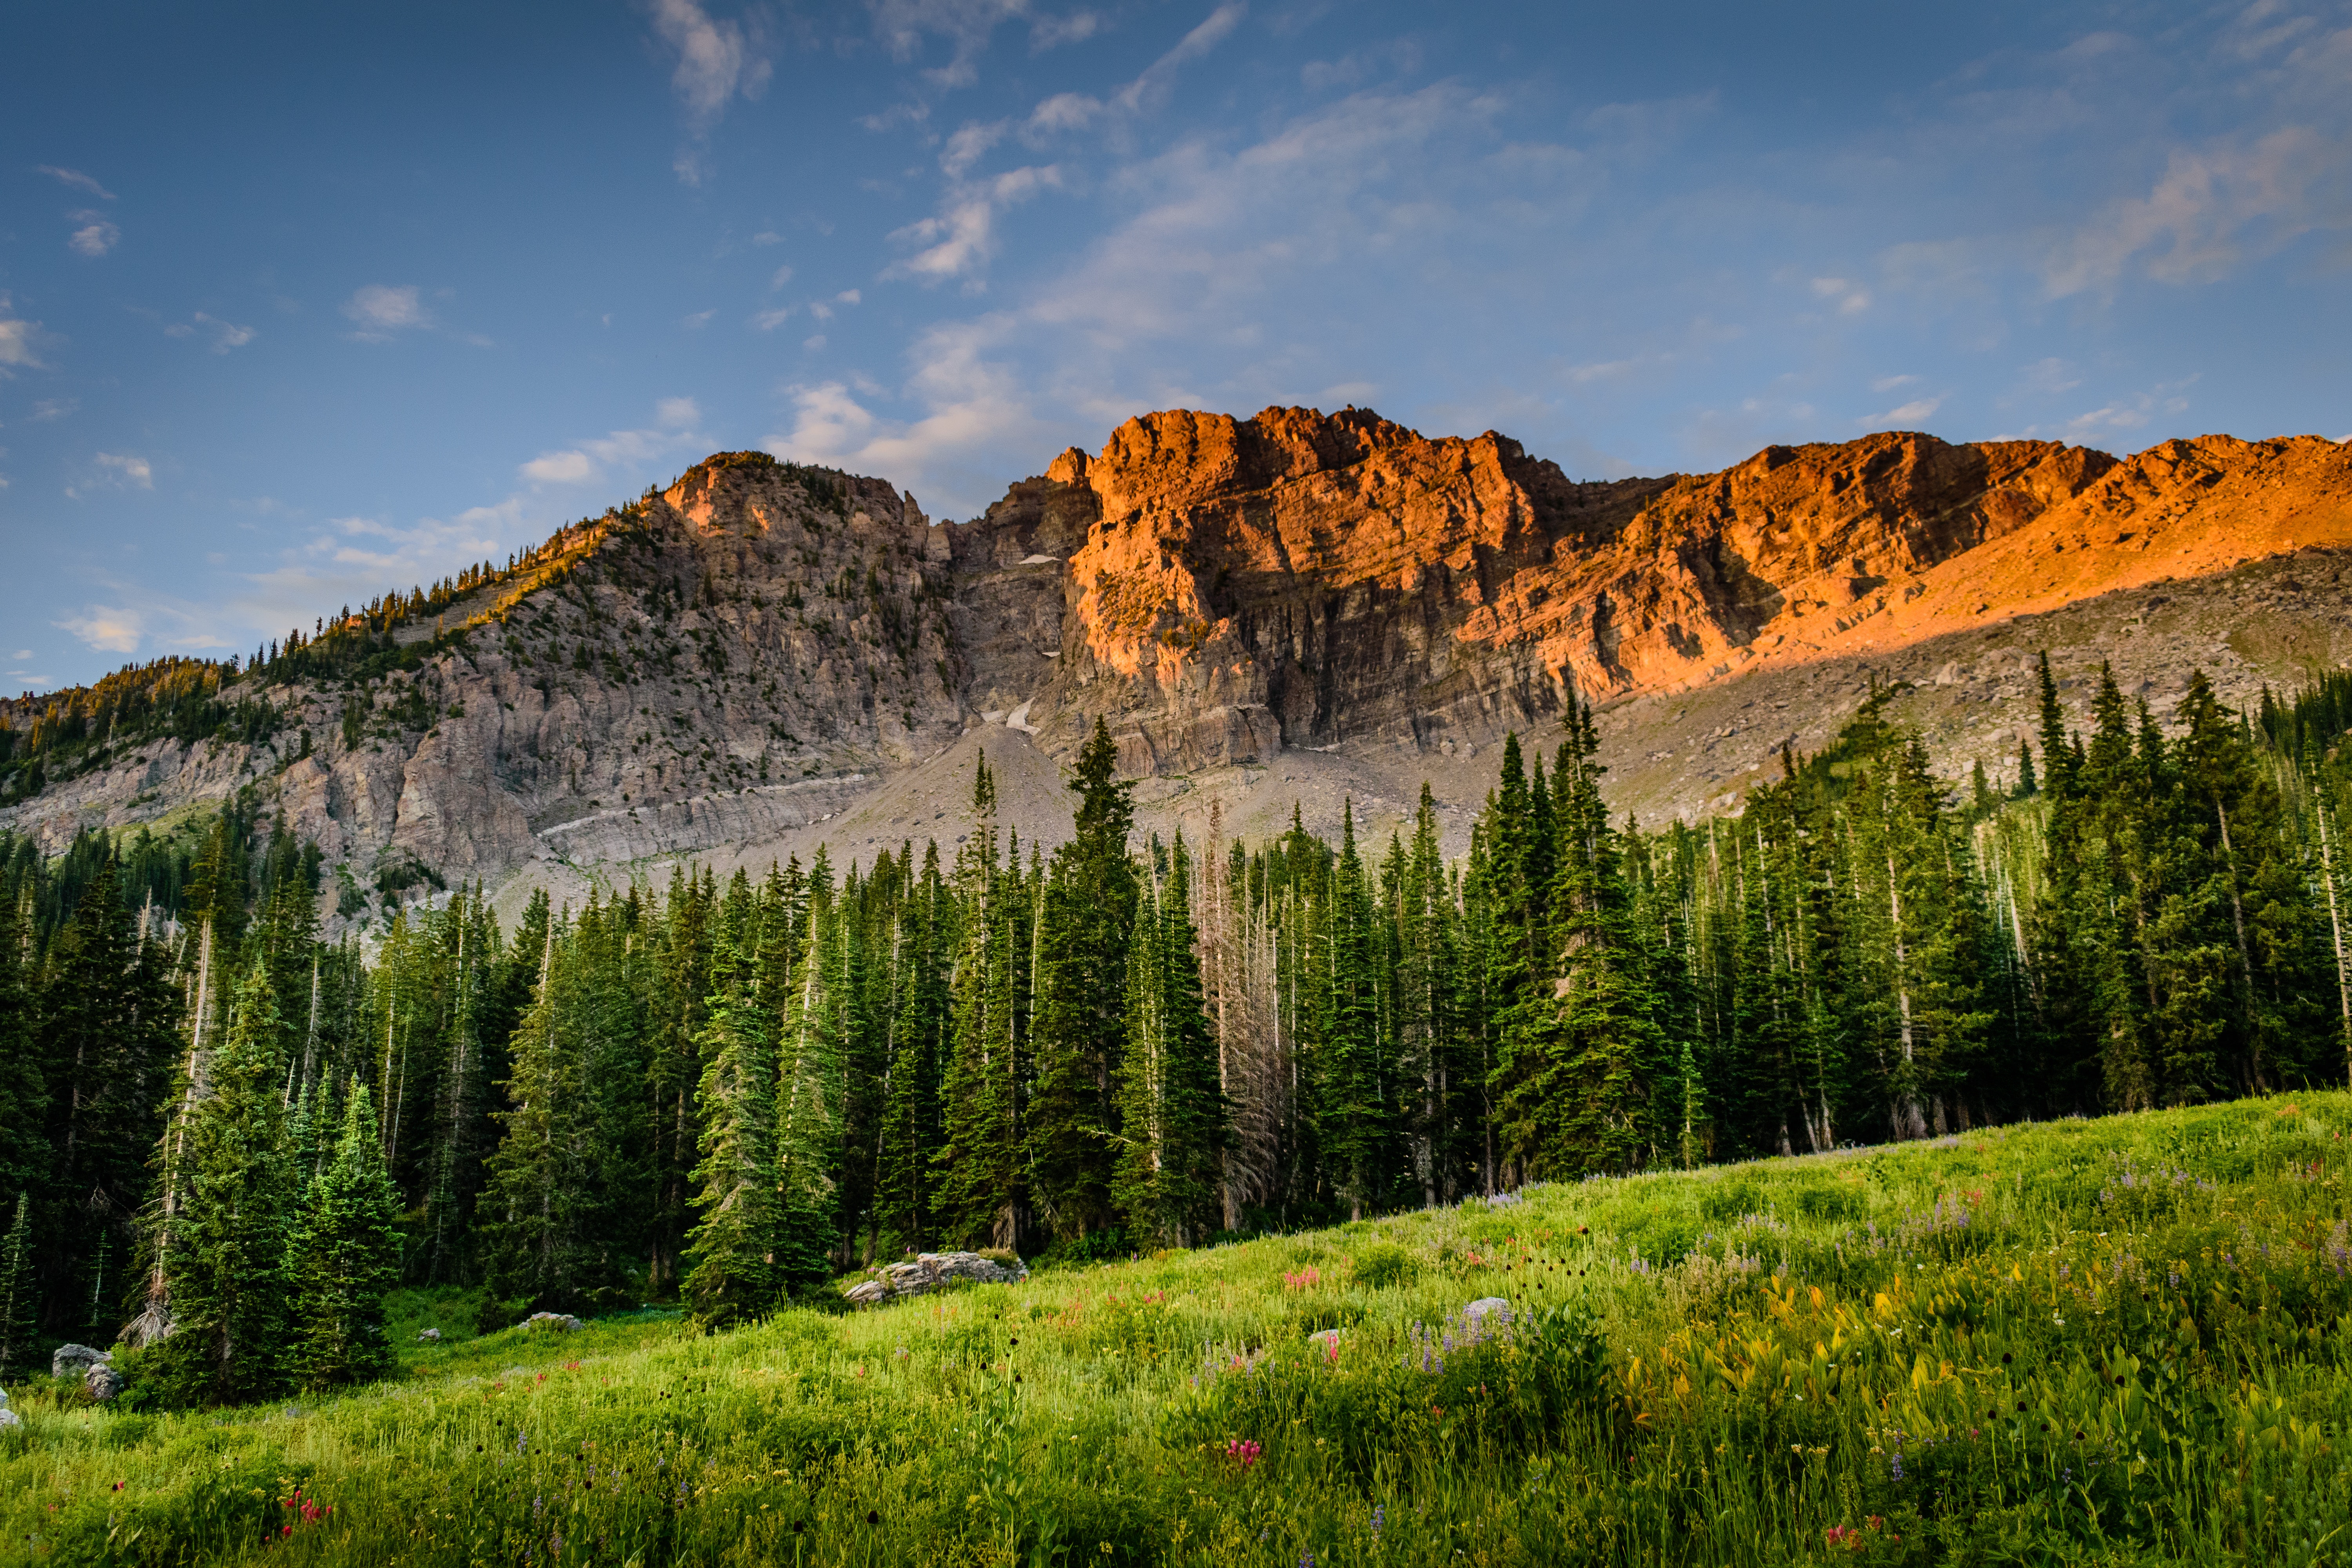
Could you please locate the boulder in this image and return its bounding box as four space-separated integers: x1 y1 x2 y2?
52 1343 111 1380
519 1312 583 1332
417 1328 443 1343
844 1251 1028 1306
0 1407 18 1431
85 1364 125 1403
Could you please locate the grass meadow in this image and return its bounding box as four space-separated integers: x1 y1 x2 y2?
5 1093 2349 1567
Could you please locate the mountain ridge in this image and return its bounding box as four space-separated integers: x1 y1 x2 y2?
4 411 2349 927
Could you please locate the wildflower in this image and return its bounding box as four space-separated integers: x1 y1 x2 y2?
1371 1506 1385 1540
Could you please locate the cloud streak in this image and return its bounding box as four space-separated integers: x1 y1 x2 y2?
343 283 434 339
649 0 771 184
519 397 705 485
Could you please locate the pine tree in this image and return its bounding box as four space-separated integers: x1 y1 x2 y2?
150 958 295 1408
1113 834 1224 1247
0 1191 34 1379
936 759 1026 1248
1028 721 1138 1244
288 1083 403 1389
774 855 846 1295
1318 804 1385 1218
682 872 778 1323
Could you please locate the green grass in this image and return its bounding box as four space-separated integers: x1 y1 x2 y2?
7 1094 2350 1566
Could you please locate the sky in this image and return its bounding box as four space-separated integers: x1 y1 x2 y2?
4 0 2350 693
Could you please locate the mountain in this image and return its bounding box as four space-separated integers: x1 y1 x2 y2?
5 411 2350 926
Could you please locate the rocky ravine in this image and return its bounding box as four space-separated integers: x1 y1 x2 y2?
7 414 2351 925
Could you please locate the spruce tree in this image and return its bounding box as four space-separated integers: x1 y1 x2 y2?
0 1191 34 1379
1112 835 1224 1247
774 856 846 1295
150 959 296 1408
288 1083 403 1389
1028 721 1138 1243
683 872 778 1323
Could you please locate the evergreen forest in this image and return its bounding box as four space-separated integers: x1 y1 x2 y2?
4 654 2351 1398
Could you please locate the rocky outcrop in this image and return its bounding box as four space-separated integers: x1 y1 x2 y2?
843 1250 1028 1306
8 417 2351 892
519 1312 583 1332
954 411 2136 773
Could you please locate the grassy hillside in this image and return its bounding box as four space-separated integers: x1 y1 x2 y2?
7 1094 2350 1568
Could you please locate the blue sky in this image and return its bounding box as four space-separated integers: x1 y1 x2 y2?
4 0 2350 692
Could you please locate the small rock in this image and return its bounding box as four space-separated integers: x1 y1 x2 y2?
52 1344 111 1380
417 1328 443 1342
0 1408 19 1430
519 1312 583 1332
1308 1327 1345 1350
85 1365 126 1403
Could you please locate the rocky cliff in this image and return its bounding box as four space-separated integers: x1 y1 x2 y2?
6 413 2351 923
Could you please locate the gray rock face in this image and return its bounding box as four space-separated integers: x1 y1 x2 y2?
844 1251 1028 1306
85 1364 125 1402
519 1312 583 1332
52 1343 110 1379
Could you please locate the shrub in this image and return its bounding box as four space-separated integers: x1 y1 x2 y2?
1350 1243 1418 1289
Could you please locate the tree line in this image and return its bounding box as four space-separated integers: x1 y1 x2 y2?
3 661 2350 1396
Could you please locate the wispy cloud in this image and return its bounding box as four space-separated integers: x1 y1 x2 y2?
882 3 1245 286
2046 125 2352 296
93 452 154 489
649 0 771 185
343 284 434 340
56 608 147 654
0 294 47 373
67 211 120 257
1860 395 1942 427
767 314 1048 511
38 165 116 200
519 397 705 486
31 397 78 421
164 312 257 353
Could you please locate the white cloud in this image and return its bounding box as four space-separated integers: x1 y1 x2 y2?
836 288 863 305
0 297 43 370
67 212 120 257
752 307 794 330
885 163 1062 281
880 4 1245 287
1030 9 1101 50
752 230 786 246
769 263 795 289
57 609 145 653
1870 373 1918 393
167 313 256 352
38 166 116 200
766 314 1047 510
519 400 708 486
868 0 1030 89
1860 396 1944 426
649 0 771 184
802 334 828 350
1808 276 1870 314
94 452 154 488
683 308 718 328
31 397 76 421
343 284 433 339
2046 125 2352 296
